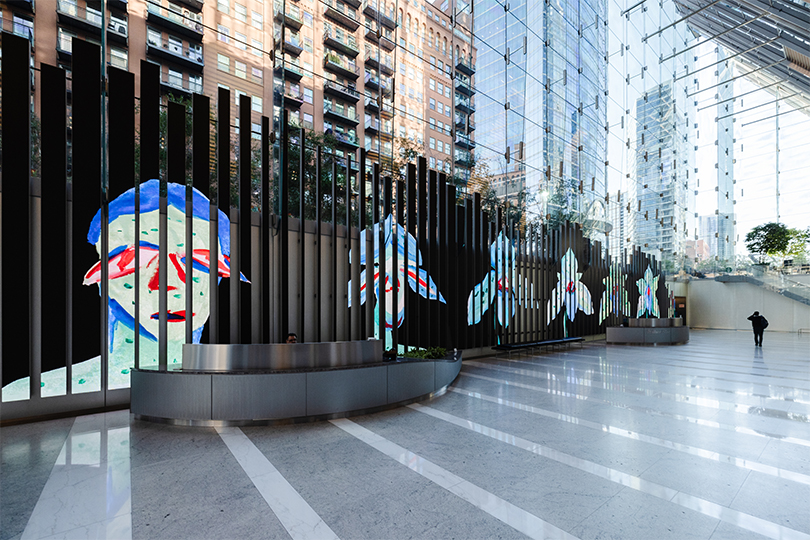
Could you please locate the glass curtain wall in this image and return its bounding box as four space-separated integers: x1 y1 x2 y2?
473 0 608 239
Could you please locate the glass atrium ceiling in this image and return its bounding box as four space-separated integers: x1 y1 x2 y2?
674 0 810 111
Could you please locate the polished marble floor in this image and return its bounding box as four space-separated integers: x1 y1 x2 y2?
3 329 810 540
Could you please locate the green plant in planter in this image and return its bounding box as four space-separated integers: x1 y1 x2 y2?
403 347 447 360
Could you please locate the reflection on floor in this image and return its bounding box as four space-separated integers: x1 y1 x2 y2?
3 329 810 540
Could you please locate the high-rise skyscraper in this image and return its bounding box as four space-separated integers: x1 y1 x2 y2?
472 0 608 234
631 81 690 261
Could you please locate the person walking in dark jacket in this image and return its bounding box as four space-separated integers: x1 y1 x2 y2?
747 311 767 346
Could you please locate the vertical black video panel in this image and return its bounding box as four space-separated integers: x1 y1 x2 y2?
71 39 102 371
1 34 30 390
217 87 232 343
315 146 323 342
446 184 457 350
193 93 211 343
238 96 252 344
40 64 68 386
298 128 306 342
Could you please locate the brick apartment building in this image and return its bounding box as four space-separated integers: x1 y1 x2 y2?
1 0 475 183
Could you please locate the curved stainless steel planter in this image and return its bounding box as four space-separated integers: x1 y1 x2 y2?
606 323 690 344
132 352 463 426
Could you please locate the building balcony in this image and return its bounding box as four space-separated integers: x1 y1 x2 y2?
323 79 361 102
363 24 395 52
323 55 359 80
323 0 360 31
159 72 201 99
171 0 203 11
365 118 392 139
108 0 129 12
324 103 359 125
56 1 129 45
341 0 361 8
455 134 476 150
362 0 395 30
278 33 303 56
455 96 475 115
274 88 305 108
364 117 380 134
456 55 475 76
274 3 304 30
146 37 204 72
455 116 475 132
364 70 380 90
379 101 394 118
146 2 203 41
455 150 474 168
14 0 35 13
364 95 379 112
455 78 475 97
323 29 359 58
274 61 304 81
333 153 360 173
364 52 394 76
333 131 360 150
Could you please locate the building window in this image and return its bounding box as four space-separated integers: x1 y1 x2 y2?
429 156 436 168
252 122 262 139
235 3 248 22
57 27 76 53
429 78 435 91
110 47 128 70
168 35 183 55
303 113 314 129
235 61 247 79
303 11 313 27
218 25 230 44
217 54 230 72
235 32 247 50
303 88 313 103
13 14 34 43
429 98 435 110
252 39 263 56
189 43 202 63
429 137 435 150
303 37 313 52
437 140 443 153
252 11 263 29
252 67 263 83
429 117 436 129
147 27 161 47
189 74 202 93
252 96 263 112
168 68 183 88
437 102 443 115
217 0 229 14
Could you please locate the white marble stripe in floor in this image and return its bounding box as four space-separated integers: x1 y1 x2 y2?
462 364 810 447
459 370 810 449
495 355 810 419
330 417 578 540
408 402 810 540
447 385 810 486
505 350 810 396
216 426 340 540
20 411 132 540
468 357 810 414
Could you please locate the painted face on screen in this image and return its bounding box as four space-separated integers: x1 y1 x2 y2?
109 206 211 341
83 180 239 343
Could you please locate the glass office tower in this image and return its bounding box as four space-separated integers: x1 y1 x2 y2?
473 0 608 239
